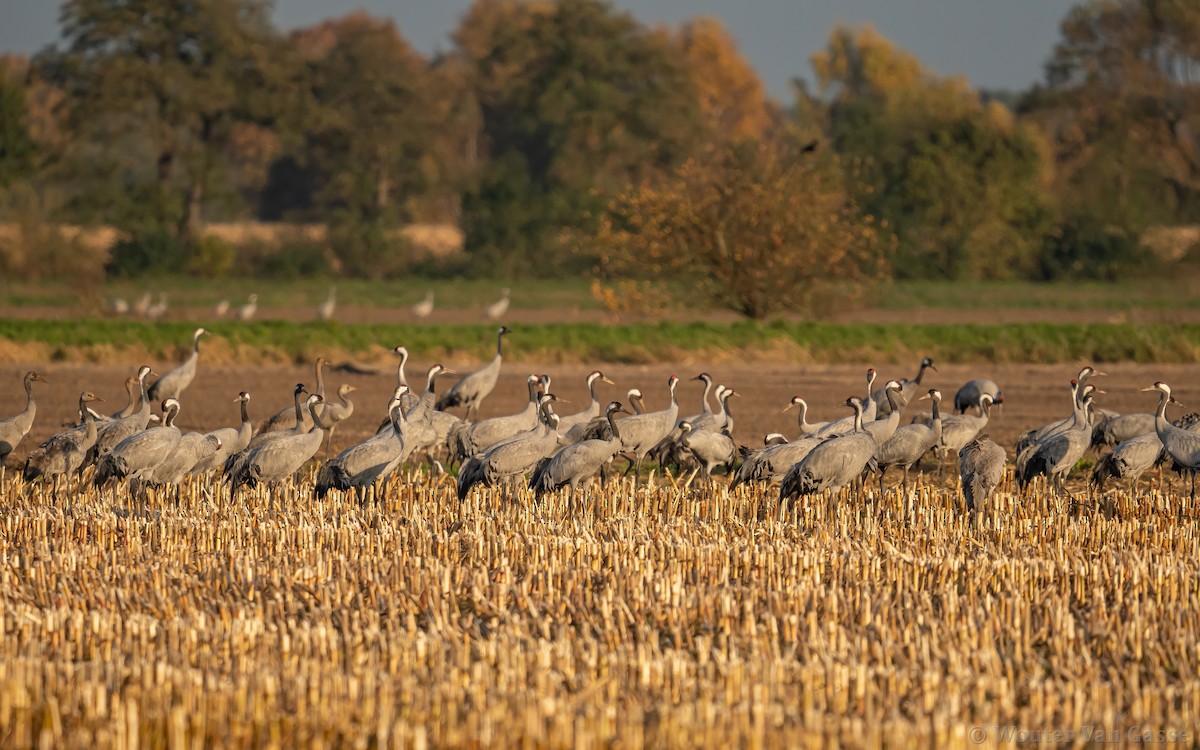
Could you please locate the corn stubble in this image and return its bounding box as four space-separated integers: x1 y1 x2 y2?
1 471 1197 748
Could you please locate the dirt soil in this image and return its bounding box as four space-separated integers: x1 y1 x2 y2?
1 359 1193 470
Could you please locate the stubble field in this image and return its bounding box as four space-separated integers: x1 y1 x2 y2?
1 357 1199 747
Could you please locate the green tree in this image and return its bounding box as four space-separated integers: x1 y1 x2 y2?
455 0 703 276
596 139 889 320
816 26 1054 280
0 59 36 189
289 13 438 277
41 0 297 244
1022 0 1200 266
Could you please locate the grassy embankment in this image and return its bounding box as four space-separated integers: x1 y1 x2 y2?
0 318 1197 365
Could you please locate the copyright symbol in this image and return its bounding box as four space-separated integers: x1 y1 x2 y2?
969 726 987 744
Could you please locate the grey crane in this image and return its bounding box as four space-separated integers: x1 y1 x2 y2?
412 291 434 319
146 293 168 320
676 420 735 480
95 398 183 487
1015 367 1104 453
316 287 336 322
87 365 155 467
0 371 48 465
141 433 222 492
225 384 308 480
1091 411 1156 449
260 357 326 434
451 374 542 459
863 380 905 445
874 389 942 493
148 328 209 402
730 434 823 490
386 364 455 462
22 392 104 490
132 292 152 318
683 373 716 424
485 288 511 321
780 397 878 503
317 387 411 502
531 402 630 496
937 393 994 461
875 356 936 417
1143 381 1200 498
730 395 828 489
319 383 357 454
106 375 143 421
1091 432 1164 494
615 375 680 478
954 379 1004 415
572 388 646 442
458 395 564 500
817 369 879 436
1016 393 1096 497
232 394 325 491
782 396 829 437
236 293 258 322
437 326 509 420
557 370 616 442
190 392 254 476
214 298 230 318
959 434 1006 511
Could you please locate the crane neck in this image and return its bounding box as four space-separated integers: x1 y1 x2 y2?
314 361 326 398
605 410 622 443
240 398 250 426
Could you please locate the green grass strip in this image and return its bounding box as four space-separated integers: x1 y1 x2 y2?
1 319 1198 364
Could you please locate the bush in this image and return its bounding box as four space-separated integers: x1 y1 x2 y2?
240 239 332 279
186 234 237 278
1039 219 1146 281
105 231 187 278
328 217 409 279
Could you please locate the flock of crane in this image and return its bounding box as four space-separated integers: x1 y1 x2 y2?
109 287 513 322
2 324 1200 511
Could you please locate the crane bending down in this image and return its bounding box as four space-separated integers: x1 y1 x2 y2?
959 434 1006 511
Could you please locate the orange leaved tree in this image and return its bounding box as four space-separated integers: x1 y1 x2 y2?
595 139 890 320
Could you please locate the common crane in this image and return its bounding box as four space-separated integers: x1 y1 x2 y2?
437 326 509 421
148 328 208 402
0 371 47 465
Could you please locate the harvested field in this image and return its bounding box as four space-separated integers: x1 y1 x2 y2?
1 360 1199 747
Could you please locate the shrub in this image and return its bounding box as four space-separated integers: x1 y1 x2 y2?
105 231 187 278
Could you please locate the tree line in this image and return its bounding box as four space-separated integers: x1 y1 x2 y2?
0 0 1198 318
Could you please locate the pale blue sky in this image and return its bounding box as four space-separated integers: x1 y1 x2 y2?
0 0 1077 99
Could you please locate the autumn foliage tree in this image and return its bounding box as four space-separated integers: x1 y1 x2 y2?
816 25 1054 280
596 139 890 319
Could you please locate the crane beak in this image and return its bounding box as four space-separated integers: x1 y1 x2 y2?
918 393 931 401
93 396 105 402
782 402 796 414
556 398 572 405
1093 370 1107 377
347 386 359 393
441 368 457 376
1093 388 1107 395
35 375 49 383
602 376 615 386
1140 386 1156 392
1170 396 1184 406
